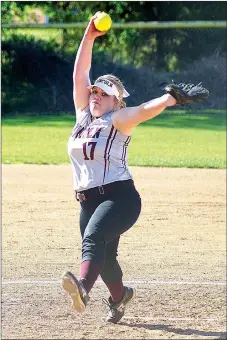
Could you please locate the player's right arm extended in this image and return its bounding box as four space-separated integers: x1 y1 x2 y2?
73 15 106 115
73 35 94 114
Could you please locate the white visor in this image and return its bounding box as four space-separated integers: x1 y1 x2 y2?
87 78 130 100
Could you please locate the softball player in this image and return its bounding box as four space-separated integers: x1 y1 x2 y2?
62 13 208 323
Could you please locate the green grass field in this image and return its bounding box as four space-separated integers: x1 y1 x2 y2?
2 110 226 168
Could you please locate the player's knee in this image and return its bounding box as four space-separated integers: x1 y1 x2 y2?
82 233 106 253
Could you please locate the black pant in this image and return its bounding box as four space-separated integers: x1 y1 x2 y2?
77 180 141 282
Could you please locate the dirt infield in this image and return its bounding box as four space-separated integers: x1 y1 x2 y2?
2 165 226 339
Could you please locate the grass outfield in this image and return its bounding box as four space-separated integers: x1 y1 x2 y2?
2 110 226 168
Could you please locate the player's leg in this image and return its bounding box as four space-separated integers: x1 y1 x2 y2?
62 180 141 313
78 181 140 292
100 237 124 301
100 237 136 323
80 187 141 289
62 204 95 313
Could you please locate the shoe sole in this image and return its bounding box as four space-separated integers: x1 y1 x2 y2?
62 272 86 313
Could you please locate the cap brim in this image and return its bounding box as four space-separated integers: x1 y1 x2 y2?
87 83 115 97
87 81 130 99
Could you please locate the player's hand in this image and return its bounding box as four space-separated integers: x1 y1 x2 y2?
85 12 107 40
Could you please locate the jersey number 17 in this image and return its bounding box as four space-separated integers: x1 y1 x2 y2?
83 142 97 160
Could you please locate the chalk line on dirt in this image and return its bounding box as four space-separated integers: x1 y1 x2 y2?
2 279 226 286
123 316 223 322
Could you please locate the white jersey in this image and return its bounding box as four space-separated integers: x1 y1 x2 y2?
68 108 132 191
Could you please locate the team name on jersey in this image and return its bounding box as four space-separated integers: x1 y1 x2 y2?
78 127 102 139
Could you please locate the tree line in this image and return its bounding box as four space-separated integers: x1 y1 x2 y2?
2 1 226 114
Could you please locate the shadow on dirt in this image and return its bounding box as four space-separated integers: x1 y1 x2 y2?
120 322 226 339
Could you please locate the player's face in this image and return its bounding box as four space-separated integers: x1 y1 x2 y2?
89 87 117 117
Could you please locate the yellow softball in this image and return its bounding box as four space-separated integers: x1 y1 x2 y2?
94 12 112 32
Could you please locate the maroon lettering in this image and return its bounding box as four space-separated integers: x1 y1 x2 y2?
86 127 102 138
92 128 102 138
82 142 97 160
82 142 89 160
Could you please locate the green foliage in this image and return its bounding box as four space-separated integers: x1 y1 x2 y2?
1 2 23 23
2 2 226 69
2 1 227 23
1 33 74 113
1 1 226 114
2 111 226 168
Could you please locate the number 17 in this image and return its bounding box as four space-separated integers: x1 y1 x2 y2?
82 142 97 160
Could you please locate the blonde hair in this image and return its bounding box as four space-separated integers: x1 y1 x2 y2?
95 74 126 108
